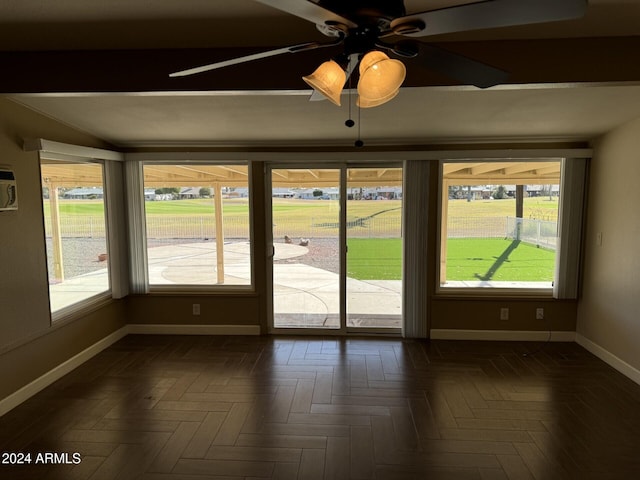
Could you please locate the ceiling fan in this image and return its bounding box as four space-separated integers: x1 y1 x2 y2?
170 0 587 107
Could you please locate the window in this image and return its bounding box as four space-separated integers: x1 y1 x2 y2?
41 160 111 315
142 163 251 287
439 160 562 292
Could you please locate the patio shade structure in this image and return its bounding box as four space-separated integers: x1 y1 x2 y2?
39 161 559 285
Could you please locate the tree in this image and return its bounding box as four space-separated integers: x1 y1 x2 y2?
155 187 180 196
312 189 323 197
199 187 211 198
449 185 466 199
493 185 507 199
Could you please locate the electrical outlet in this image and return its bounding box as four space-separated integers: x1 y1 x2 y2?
500 308 509 320
192 303 200 316
536 308 544 320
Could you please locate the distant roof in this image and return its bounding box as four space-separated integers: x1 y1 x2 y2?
180 187 202 194
64 187 103 196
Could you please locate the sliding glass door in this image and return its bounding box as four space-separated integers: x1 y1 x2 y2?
346 167 403 329
271 168 341 329
268 165 402 333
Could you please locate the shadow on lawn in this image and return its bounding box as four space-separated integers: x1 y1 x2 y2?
313 207 401 229
474 240 520 281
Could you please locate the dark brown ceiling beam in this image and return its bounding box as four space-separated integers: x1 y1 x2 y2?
1 37 640 93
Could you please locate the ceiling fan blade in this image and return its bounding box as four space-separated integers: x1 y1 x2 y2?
170 39 341 77
309 53 359 101
417 44 509 88
254 0 357 29
391 0 587 37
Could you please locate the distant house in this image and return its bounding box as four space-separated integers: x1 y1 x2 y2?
63 187 103 199
295 189 318 200
363 186 403 200
272 188 295 198
449 186 493 200
179 187 201 199
227 187 249 198
497 185 560 198
527 185 560 197
322 187 340 200
472 186 493 200
294 187 339 200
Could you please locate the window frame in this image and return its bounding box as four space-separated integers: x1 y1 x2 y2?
436 158 566 298
138 160 255 293
31 138 128 326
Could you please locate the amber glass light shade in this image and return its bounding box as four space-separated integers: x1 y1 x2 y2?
302 60 346 106
357 88 400 108
357 51 406 108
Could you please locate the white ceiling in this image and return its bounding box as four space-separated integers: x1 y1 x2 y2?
11 84 640 147
4 0 640 148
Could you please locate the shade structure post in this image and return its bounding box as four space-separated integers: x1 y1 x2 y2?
214 183 225 284
47 182 65 282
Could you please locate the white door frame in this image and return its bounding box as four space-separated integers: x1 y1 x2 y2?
266 162 402 335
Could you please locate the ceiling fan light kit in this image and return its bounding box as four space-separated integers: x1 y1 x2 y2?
303 49 406 108
170 0 588 110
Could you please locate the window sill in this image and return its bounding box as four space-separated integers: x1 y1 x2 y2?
51 292 114 324
148 285 256 296
435 284 553 299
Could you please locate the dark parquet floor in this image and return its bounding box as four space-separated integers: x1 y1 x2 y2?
2 335 640 479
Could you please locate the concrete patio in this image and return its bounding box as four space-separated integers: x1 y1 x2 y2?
48 241 402 328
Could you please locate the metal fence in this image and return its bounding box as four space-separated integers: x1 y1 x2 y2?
274 215 403 239
447 216 508 239
45 214 556 249
44 215 249 240
505 216 557 250
145 215 249 240
43 215 107 238
447 215 557 250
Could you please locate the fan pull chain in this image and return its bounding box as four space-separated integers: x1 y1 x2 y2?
345 70 355 129
342 56 363 147
355 104 364 147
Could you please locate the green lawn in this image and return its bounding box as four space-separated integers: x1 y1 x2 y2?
346 237 555 282
347 238 402 280
43 200 106 215
446 238 555 282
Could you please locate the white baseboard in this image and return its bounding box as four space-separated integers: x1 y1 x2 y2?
0 326 129 417
430 329 576 342
575 333 640 386
127 324 261 336
0 323 262 417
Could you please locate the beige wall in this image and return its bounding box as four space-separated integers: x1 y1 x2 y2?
0 301 126 399
0 97 125 398
127 294 262 327
577 117 640 370
431 298 577 332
